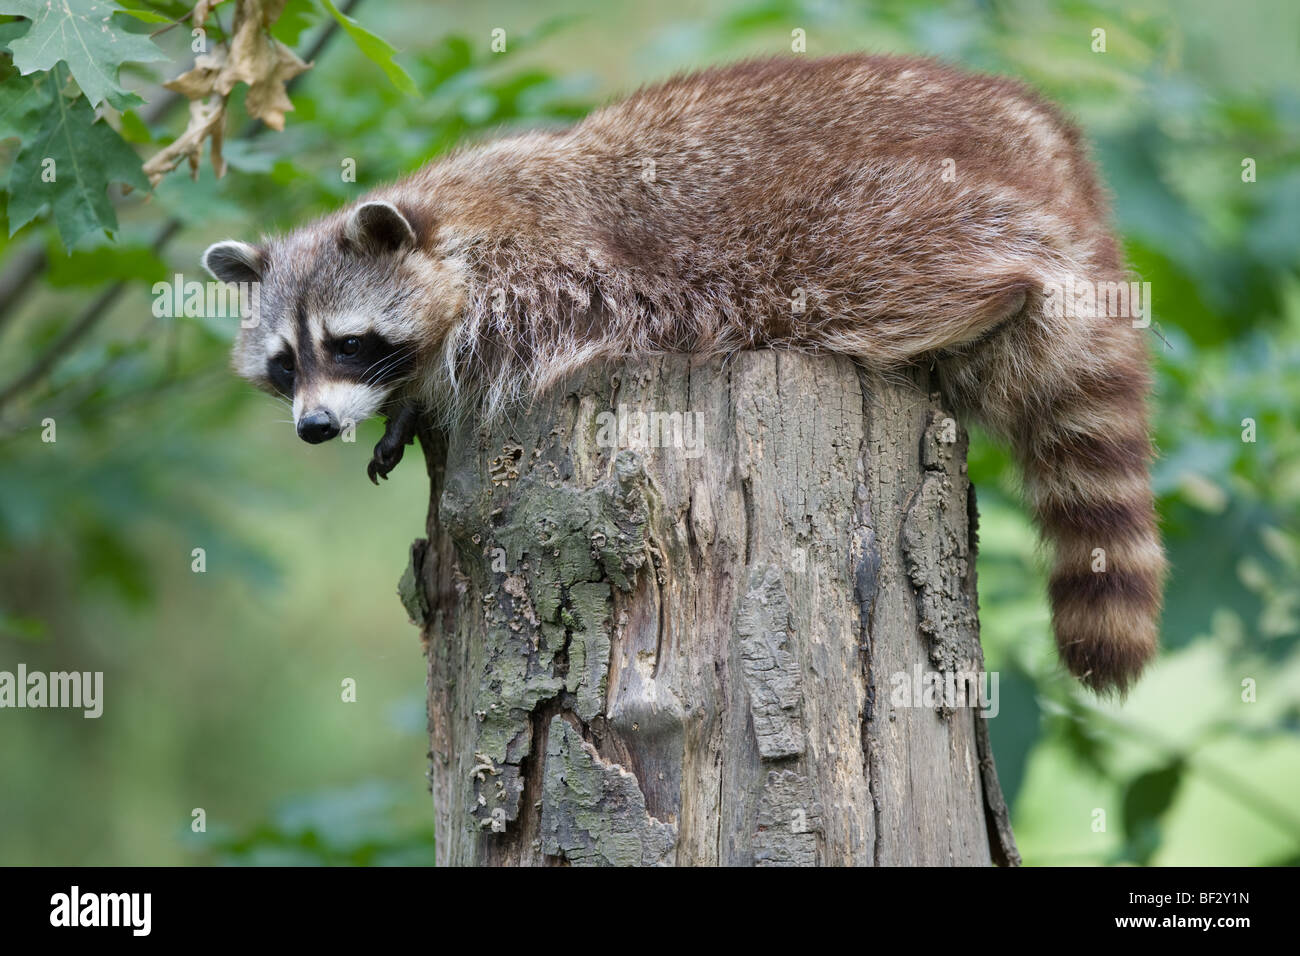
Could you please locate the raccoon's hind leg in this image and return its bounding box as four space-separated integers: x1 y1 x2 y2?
368 404 419 484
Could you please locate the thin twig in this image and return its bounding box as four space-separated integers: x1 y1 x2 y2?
147 8 196 41
0 245 48 327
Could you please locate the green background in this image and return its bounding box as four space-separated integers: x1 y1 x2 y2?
0 0 1296 865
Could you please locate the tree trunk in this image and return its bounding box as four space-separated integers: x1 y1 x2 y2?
400 352 1020 866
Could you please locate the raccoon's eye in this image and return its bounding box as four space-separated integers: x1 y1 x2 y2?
338 336 361 357
275 353 294 374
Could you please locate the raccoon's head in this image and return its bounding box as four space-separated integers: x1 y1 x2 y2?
202 199 462 443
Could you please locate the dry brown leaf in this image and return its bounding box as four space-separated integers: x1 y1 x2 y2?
143 0 311 184
142 97 226 185
232 39 310 131
163 48 226 100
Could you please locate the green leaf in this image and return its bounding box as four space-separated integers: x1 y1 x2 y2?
0 0 168 109
115 0 189 17
315 0 417 96
271 0 320 47
0 68 51 143
112 4 171 24
116 106 152 142
0 17 30 49
7 68 149 248
1121 761 1184 865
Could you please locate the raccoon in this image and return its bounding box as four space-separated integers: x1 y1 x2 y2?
203 54 1166 694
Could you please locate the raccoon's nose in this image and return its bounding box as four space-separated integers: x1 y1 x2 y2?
297 409 340 444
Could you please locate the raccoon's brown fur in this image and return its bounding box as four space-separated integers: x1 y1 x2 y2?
223 54 1167 693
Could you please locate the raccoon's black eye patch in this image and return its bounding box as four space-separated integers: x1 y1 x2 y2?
268 351 295 395
328 332 415 385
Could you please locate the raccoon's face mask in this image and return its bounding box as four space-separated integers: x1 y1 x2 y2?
202 201 425 444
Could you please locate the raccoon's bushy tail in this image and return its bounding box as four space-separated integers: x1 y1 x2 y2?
943 283 1167 694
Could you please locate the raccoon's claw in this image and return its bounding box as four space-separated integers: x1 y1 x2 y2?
367 436 406 484
367 404 418 485
367 456 391 484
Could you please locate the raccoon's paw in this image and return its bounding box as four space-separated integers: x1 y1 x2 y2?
367 438 406 484
367 404 419 485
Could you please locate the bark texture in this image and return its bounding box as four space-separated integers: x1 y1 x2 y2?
400 352 1019 866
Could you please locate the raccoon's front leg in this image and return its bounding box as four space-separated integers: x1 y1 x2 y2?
368 404 419 484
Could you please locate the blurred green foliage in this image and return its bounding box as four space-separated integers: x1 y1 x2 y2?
0 0 1296 865
191 779 437 865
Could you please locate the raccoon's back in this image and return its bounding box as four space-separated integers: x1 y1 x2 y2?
583 57 1082 191
540 55 1117 348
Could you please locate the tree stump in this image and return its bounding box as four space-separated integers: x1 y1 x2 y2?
400 352 1019 866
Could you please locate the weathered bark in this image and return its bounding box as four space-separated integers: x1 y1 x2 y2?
400 352 1019 866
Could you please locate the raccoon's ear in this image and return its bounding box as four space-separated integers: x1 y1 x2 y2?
344 200 418 254
202 241 265 285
